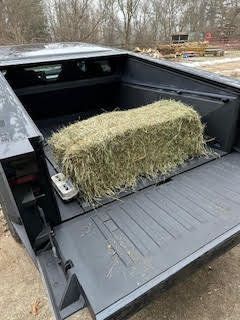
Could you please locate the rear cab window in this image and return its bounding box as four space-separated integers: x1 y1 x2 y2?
1 59 116 89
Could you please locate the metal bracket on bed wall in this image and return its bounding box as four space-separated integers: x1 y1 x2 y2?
59 273 86 311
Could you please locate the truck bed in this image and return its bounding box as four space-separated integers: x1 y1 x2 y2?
36 111 102 139
38 152 240 320
39 113 224 218
2 44 240 320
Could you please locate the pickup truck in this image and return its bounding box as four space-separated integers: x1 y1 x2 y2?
1 42 240 320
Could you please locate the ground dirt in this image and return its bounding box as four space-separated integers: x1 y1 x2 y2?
179 50 240 79
1 51 240 319
197 61 240 78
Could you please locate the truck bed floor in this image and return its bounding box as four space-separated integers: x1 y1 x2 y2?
53 152 240 319
36 111 103 139
40 113 224 217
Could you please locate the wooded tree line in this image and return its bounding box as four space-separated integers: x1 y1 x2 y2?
0 0 240 47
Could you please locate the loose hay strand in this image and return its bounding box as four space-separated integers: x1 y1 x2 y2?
49 100 210 202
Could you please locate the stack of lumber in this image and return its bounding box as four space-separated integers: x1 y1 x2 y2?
157 42 208 57
134 42 209 58
134 47 163 59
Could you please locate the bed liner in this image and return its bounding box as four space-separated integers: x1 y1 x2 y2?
38 113 224 219
38 152 240 320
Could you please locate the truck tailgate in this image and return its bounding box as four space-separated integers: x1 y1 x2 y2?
39 152 240 320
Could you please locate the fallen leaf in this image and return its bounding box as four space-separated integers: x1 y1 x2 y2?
31 298 41 316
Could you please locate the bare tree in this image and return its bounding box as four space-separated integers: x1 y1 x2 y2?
1 0 240 49
0 0 48 45
98 0 122 46
46 0 113 43
116 0 142 47
132 1 154 45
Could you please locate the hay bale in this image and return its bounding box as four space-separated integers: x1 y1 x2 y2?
49 100 208 202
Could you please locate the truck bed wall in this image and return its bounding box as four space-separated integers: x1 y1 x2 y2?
18 82 120 120
117 83 239 152
13 56 240 153
18 83 239 153
119 57 240 153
